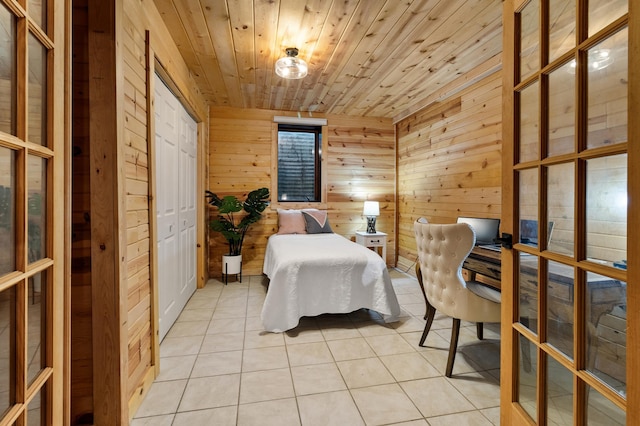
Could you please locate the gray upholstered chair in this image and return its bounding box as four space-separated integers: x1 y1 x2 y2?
413 218 501 377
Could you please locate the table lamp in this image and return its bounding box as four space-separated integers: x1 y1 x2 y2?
363 201 380 234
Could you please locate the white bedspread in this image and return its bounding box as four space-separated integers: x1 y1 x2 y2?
261 233 401 332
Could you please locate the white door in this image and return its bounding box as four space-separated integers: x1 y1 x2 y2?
178 98 198 322
155 74 197 341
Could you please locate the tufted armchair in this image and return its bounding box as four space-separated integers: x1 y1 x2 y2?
414 218 501 377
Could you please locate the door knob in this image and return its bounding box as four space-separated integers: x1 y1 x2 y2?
494 233 513 249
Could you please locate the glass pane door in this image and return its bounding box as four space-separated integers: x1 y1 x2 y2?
0 0 63 423
504 0 630 423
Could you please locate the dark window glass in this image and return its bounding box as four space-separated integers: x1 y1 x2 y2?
277 124 321 202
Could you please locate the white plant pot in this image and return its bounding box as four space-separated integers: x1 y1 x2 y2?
222 254 242 275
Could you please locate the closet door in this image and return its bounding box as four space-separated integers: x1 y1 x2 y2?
502 0 636 423
154 74 197 341
178 93 197 328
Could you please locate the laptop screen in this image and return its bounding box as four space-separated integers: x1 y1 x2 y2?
456 217 500 245
520 219 555 245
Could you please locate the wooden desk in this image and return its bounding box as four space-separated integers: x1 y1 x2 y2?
463 247 501 289
417 246 625 328
461 248 624 325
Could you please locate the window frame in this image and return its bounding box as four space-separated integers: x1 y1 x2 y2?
270 122 328 210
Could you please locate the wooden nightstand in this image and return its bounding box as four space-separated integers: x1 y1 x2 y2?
355 231 387 260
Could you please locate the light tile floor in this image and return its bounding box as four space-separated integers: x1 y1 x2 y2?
132 269 501 426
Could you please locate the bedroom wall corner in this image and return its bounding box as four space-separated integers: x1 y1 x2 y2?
395 71 503 276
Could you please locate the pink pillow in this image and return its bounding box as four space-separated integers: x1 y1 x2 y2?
277 209 307 234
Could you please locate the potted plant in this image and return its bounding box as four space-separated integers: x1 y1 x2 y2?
205 187 270 279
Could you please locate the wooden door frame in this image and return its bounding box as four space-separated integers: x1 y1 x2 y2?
58 0 72 423
626 0 639 421
87 0 128 423
63 0 73 422
500 2 518 424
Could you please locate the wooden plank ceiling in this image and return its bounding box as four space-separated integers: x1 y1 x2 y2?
152 0 503 120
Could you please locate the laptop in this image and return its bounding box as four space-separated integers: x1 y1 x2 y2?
456 217 501 251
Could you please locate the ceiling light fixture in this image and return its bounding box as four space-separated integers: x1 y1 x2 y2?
275 48 308 79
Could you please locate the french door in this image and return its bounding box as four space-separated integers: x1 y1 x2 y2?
0 0 66 424
502 0 636 424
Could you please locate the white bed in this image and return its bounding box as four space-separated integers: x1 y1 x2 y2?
261 233 401 332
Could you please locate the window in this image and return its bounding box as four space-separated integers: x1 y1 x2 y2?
277 124 322 202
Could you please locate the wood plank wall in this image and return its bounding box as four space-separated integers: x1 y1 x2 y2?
208 107 396 276
396 71 503 273
70 0 209 423
70 0 93 423
122 7 152 407
121 0 208 418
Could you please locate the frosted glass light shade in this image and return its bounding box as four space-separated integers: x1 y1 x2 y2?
275 48 308 79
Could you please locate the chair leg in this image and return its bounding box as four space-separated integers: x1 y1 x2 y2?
476 322 484 340
419 301 436 347
445 318 461 377
415 264 429 320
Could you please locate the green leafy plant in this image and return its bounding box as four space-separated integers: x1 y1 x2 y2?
205 187 270 256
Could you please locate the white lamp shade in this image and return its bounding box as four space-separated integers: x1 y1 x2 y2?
363 201 380 217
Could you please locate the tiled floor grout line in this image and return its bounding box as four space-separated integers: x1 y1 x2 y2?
350 330 424 426
133 269 501 425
